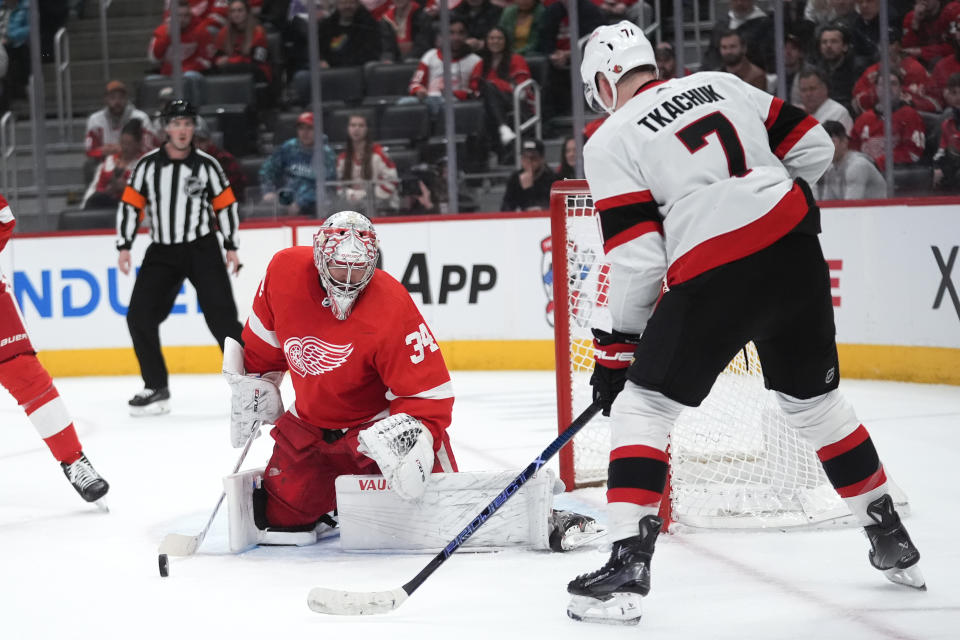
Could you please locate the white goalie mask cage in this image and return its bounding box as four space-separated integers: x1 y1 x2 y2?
581 20 658 114
313 211 380 320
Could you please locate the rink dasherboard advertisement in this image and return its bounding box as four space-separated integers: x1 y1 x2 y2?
0 203 957 382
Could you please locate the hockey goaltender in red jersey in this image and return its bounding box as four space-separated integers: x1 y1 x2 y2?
564 21 925 625
0 196 109 506
222 211 600 552
224 210 457 532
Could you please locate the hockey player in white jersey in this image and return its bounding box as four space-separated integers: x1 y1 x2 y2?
566 21 925 625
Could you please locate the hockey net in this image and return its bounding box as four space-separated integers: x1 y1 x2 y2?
550 180 900 530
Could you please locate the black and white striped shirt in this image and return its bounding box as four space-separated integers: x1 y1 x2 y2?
116 145 239 251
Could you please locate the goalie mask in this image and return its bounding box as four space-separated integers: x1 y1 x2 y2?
313 211 380 320
581 21 657 114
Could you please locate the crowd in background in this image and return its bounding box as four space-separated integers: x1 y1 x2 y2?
52 0 960 223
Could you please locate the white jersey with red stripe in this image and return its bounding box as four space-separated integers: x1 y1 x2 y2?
241 246 454 443
583 71 832 335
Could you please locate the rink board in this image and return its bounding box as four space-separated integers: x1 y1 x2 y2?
1 201 958 382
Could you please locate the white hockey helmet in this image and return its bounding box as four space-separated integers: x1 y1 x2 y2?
581 21 657 114
313 211 380 320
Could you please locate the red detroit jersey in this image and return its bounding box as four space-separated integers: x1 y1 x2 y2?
241 246 453 442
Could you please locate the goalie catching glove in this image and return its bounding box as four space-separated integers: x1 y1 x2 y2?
591 328 641 417
357 413 434 501
222 337 284 448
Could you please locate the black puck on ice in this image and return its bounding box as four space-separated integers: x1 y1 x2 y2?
158 553 170 577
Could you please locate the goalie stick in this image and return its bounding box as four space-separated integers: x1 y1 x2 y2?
158 422 262 558
306 403 602 615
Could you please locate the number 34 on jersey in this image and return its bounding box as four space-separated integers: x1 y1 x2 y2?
406 323 440 364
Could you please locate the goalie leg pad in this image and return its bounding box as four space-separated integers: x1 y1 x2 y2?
225 467 330 550
336 470 603 551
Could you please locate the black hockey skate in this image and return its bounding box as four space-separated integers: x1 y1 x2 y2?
549 509 605 552
864 494 925 590
128 387 170 416
61 453 109 505
566 514 662 625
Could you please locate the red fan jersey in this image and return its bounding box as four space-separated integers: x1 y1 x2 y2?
0 194 13 258
241 246 454 445
850 105 926 172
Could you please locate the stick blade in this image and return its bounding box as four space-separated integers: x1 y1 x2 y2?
158 533 200 557
307 587 408 615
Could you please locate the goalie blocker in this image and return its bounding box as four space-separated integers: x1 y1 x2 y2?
224 468 604 552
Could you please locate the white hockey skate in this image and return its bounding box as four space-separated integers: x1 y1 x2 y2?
566 515 661 625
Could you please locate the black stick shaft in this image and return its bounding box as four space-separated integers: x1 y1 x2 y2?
400 403 601 596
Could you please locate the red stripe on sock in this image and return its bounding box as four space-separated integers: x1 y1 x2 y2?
610 445 669 463
817 425 869 462
43 425 82 464
24 385 59 415
836 466 887 498
607 487 663 506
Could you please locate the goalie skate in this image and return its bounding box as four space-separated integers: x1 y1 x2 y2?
864 494 926 590
566 515 661 625
549 509 605 551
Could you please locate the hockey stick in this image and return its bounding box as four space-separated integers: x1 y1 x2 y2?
158 421 262 557
306 402 601 615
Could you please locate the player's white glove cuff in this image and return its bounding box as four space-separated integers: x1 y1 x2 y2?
223 337 284 448
357 413 434 501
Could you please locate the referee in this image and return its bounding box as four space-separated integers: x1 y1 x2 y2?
116 99 243 416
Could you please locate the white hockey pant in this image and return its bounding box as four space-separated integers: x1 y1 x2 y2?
607 382 683 543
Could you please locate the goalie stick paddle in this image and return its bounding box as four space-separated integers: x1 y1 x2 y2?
306 402 602 615
157 422 262 558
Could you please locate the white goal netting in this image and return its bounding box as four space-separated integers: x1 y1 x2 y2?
550 182 904 530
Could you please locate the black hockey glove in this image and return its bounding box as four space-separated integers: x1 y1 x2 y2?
590 328 641 417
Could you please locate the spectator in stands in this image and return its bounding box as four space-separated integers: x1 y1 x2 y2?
536 0 605 117
851 0 888 58
163 0 229 36
0 0 27 105
453 0 503 53
811 23 862 112
901 0 960 68
402 161 443 214
501 138 557 211
933 72 960 189
718 29 767 90
470 26 532 151
816 119 888 199
405 19 481 117
851 70 926 171
702 0 775 72
498 0 544 55
853 28 939 114
317 0 381 66
654 42 690 81
825 0 879 66
783 33 806 104
150 0 217 76
213 0 272 84
84 81 158 183
82 120 146 210
194 117 247 203
362 0 391 21
557 135 577 179
799 68 854 132
379 0 436 62
259 112 336 216
335 112 399 214
928 18 960 101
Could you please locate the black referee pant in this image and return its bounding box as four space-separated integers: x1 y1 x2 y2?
127 233 243 390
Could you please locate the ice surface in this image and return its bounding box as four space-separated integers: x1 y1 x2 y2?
1 372 957 639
